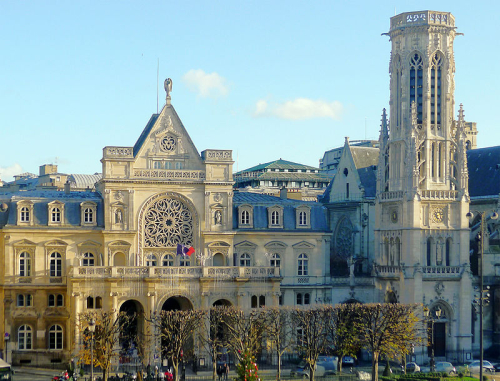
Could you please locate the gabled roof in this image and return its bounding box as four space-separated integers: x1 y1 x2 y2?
467 146 500 198
133 114 160 157
236 159 319 174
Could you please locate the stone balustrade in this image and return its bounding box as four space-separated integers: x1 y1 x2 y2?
69 266 280 280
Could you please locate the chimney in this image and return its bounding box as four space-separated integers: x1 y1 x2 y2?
64 180 71 194
280 186 287 199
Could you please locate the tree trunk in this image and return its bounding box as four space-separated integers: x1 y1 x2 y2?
309 363 315 381
338 357 343 374
371 352 379 381
277 351 281 380
173 362 179 381
213 359 217 381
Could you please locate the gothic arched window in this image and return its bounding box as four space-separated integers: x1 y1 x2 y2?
431 52 443 127
409 53 424 124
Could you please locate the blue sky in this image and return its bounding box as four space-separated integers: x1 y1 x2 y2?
1 1 498 181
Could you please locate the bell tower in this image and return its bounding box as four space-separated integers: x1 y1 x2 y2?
375 11 472 362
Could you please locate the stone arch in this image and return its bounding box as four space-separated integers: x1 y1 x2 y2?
161 295 194 311
119 299 145 358
138 192 199 264
113 252 126 266
213 299 232 307
384 290 398 304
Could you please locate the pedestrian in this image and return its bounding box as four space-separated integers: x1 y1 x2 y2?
217 364 223 381
224 363 229 381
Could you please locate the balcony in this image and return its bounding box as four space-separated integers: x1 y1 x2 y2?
374 265 401 279
6 276 67 285
69 266 280 280
422 266 461 279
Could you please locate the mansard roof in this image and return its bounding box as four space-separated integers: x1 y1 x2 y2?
0 190 103 228
467 146 500 198
232 192 328 231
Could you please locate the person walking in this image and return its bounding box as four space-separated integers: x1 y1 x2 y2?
223 363 229 381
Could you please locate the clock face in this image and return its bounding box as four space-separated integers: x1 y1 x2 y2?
433 208 444 222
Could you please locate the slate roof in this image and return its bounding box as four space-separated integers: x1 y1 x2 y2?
0 190 103 228
467 146 500 198
357 166 377 198
133 114 160 157
236 159 319 174
233 192 329 231
350 147 380 169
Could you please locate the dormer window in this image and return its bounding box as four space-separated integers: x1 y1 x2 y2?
48 201 64 226
238 205 253 228
81 201 97 226
268 206 284 229
296 205 311 229
17 201 34 226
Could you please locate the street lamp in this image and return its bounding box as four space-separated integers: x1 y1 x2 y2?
89 318 96 381
424 306 442 372
466 210 498 381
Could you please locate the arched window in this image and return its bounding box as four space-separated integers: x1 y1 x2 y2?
239 253 251 267
84 208 93 223
50 252 62 277
18 325 32 350
259 295 266 308
241 210 250 225
95 296 102 309
427 238 432 266
251 295 257 308
298 211 307 226
304 293 310 305
162 254 174 267
20 206 30 222
146 254 157 267
297 293 302 305
57 294 64 307
298 253 308 276
19 251 31 277
270 253 281 267
48 294 55 307
409 53 423 124
395 237 401 265
446 238 451 266
154 161 162 169
51 207 61 223
49 325 63 350
393 55 403 127
82 252 95 266
430 53 442 127
87 296 94 309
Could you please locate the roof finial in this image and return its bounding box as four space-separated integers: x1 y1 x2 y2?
164 78 173 105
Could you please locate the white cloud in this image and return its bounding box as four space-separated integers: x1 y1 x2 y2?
182 69 229 98
253 98 343 120
0 163 23 182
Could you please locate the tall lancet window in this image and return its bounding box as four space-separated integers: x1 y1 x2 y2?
393 55 403 128
409 53 423 124
431 53 442 127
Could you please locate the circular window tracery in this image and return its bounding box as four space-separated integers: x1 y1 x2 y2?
144 197 193 247
160 135 176 152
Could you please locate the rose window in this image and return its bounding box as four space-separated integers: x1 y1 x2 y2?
144 197 193 247
160 135 176 152
335 218 353 258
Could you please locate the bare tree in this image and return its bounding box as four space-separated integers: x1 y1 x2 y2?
356 303 422 381
324 304 362 374
149 310 206 381
263 307 295 380
221 307 266 362
198 306 229 381
79 311 135 381
292 305 330 381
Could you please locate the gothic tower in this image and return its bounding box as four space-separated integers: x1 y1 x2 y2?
375 11 472 362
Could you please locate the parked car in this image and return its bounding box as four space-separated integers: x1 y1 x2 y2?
406 362 421 373
291 356 338 378
435 362 457 375
468 360 495 374
493 363 500 372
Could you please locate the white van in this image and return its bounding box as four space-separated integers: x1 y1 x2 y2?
291 356 338 378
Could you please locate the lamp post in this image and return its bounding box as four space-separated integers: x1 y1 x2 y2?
466 210 498 381
89 318 96 381
424 306 442 372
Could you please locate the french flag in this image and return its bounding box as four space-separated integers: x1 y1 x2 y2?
176 244 195 256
